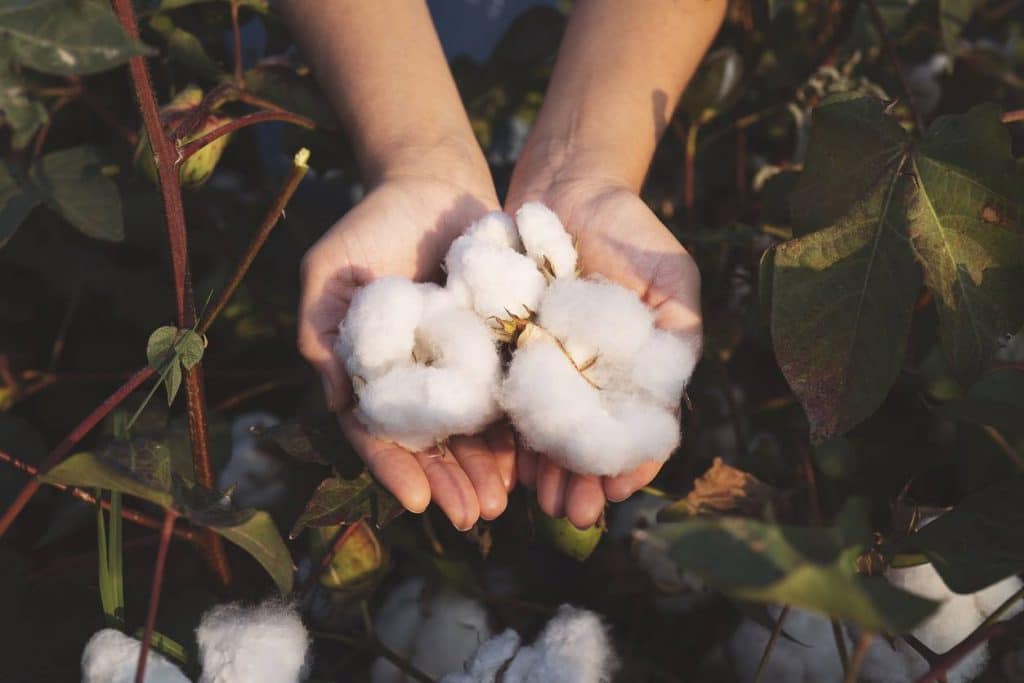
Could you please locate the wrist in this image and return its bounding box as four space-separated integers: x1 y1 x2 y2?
362 130 494 199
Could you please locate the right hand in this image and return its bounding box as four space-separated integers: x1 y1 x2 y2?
298 167 516 530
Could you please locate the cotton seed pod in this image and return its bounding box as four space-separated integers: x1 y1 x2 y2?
134 85 234 189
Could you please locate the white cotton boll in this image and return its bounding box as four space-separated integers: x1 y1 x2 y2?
885 563 981 652
417 303 502 386
335 277 423 381
370 579 427 683
725 608 845 683
972 573 1024 618
502 605 618 683
82 629 190 683
196 601 310 683
219 412 284 508
439 630 523 683
514 202 578 278
464 211 522 251
409 592 493 680
444 235 547 320
538 278 654 364
629 330 699 407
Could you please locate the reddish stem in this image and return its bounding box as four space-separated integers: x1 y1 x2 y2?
0 366 153 539
297 519 366 597
913 619 1014 683
178 110 315 161
863 0 925 133
135 509 178 683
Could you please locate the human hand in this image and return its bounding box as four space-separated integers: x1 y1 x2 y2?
505 177 702 529
298 160 517 530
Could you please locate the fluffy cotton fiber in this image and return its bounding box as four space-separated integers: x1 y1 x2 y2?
514 202 578 278
196 600 310 683
82 629 190 683
218 412 284 508
444 234 547 321
442 605 618 683
371 578 493 683
335 278 502 451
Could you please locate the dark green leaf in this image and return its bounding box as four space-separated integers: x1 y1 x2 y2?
651 516 937 632
99 436 173 492
0 163 38 248
939 0 980 56
172 474 255 528
935 368 1024 434
289 473 403 539
258 413 360 474
0 60 47 148
146 326 204 404
903 478 1024 593
0 0 150 75
909 105 1024 382
29 145 124 242
147 14 226 81
40 452 174 509
176 330 204 369
211 511 294 594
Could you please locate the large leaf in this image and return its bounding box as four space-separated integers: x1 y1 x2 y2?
939 0 980 55
0 0 149 76
29 146 124 242
212 511 293 595
40 452 174 509
289 473 402 539
651 516 937 633
258 413 359 473
771 96 1024 440
909 105 1024 382
903 478 1024 593
0 163 39 247
147 14 226 82
936 368 1024 434
0 60 47 148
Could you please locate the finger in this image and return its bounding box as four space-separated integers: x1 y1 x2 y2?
450 435 508 521
603 460 663 502
565 474 606 529
339 412 430 513
414 448 480 531
517 445 540 489
536 458 570 518
650 251 702 338
298 248 355 411
483 422 517 492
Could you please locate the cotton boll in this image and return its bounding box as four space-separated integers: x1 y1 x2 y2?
973 574 1024 618
335 277 423 381
885 563 981 652
439 630 522 683
629 330 699 407
538 278 654 364
444 235 547 320
82 629 191 683
464 211 522 251
514 202 578 278
502 605 618 683
196 601 310 683
416 303 502 386
409 591 493 680
371 579 428 683
726 608 846 683
219 412 284 508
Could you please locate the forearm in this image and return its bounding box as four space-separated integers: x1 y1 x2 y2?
280 1 489 191
509 0 726 199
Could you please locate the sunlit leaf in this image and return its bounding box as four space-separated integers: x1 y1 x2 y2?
211 511 294 595
40 452 174 509
289 473 403 539
309 521 385 589
0 60 47 149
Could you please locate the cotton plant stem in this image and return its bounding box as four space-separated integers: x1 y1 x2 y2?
912 615 1018 683
135 509 178 683
832 619 850 674
178 110 315 161
753 605 790 683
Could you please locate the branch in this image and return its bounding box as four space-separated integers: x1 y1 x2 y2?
135 509 178 683
863 0 925 132
199 148 310 334
178 111 315 162
754 605 790 683
0 449 198 544
913 615 1021 683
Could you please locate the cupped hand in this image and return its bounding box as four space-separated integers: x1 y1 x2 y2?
506 179 702 529
298 172 517 530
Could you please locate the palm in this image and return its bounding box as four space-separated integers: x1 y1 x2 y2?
508 182 702 528
299 177 516 530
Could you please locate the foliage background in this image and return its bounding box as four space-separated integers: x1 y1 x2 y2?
1 0 1023 681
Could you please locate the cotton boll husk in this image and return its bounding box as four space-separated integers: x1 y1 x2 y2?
82 629 190 683
444 235 546 320
196 601 310 683
335 277 423 381
502 605 618 683
629 330 699 407
409 591 493 680
514 202 578 278
464 211 522 251
725 608 845 683
219 412 285 508
439 629 523 683
537 278 654 364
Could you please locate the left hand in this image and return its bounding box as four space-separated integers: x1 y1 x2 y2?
505 178 702 529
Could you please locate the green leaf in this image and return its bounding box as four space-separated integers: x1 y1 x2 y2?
308 521 385 590
172 475 254 528
289 473 403 539
146 326 204 404
29 146 124 242
903 478 1024 593
40 452 174 509
0 0 150 76
258 413 361 474
909 105 1024 382
0 60 47 148
99 436 174 492
936 368 1024 433
147 15 226 82
211 511 294 595
651 516 937 633
151 0 270 13
939 0 980 56
176 330 204 369
534 506 603 562
0 163 39 248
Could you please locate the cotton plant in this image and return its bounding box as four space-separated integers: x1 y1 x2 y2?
370 578 493 683
81 601 311 683
440 604 619 683
217 412 286 508
334 201 700 476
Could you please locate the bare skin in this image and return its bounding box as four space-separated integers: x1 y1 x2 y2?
284 0 723 529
